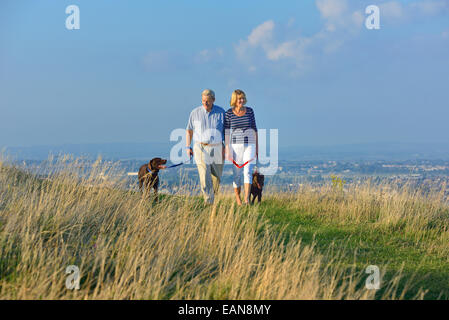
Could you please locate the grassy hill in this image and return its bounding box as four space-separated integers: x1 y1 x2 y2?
0 158 448 299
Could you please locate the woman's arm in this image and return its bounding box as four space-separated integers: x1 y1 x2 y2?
256 132 259 160
224 111 232 160
251 108 258 159
225 134 231 161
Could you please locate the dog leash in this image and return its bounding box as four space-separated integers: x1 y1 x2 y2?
231 157 257 169
166 157 257 169
166 162 187 169
165 159 192 169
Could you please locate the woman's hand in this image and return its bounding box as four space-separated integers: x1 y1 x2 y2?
225 145 232 162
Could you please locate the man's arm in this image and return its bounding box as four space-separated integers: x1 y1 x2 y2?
186 129 193 158
186 109 195 158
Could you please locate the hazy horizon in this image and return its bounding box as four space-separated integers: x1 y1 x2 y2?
4 140 449 161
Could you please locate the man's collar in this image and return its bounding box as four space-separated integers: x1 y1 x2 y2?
202 104 214 113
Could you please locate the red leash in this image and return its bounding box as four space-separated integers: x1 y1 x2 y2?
231 157 257 169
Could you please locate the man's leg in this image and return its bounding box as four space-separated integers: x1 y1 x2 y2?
211 161 223 195
194 144 214 204
210 145 224 196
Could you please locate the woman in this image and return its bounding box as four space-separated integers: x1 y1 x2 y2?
224 89 258 205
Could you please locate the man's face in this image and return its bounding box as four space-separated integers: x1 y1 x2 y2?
202 95 214 110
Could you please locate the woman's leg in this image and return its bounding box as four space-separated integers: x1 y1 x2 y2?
242 144 256 204
234 186 242 205
231 144 243 205
243 183 251 204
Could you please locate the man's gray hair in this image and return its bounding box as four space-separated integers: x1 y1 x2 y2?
202 89 215 100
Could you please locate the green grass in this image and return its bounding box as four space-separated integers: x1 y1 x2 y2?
258 197 449 299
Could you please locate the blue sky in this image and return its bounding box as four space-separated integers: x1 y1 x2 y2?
1 0 449 148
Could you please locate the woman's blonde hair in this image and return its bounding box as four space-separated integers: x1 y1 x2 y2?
230 89 247 107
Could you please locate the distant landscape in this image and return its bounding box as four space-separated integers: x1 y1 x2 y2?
4 141 449 161
5 142 449 197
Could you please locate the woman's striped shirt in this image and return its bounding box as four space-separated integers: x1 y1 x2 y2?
224 107 258 145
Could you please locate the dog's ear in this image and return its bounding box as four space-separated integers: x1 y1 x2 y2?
148 158 156 171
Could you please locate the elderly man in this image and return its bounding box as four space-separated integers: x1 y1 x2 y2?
186 89 225 204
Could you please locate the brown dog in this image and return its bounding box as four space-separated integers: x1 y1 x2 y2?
250 172 265 204
138 158 167 199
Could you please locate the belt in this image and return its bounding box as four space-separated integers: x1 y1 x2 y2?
198 142 223 147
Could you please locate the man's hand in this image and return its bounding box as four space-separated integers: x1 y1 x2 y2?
186 130 193 159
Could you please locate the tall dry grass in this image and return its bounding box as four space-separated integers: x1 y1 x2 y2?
269 182 449 258
0 157 423 299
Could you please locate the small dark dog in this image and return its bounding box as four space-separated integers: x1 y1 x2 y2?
250 172 265 204
138 158 167 199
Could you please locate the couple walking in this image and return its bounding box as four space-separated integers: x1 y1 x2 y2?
186 89 258 205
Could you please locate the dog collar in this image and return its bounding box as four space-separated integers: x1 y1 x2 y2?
147 166 156 173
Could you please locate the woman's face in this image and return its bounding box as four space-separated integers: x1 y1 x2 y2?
236 95 245 108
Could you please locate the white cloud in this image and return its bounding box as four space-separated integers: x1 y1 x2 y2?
248 20 274 46
233 0 366 73
316 0 348 20
266 41 296 61
316 0 363 32
235 0 364 70
235 20 276 64
234 20 310 71
202 0 449 75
